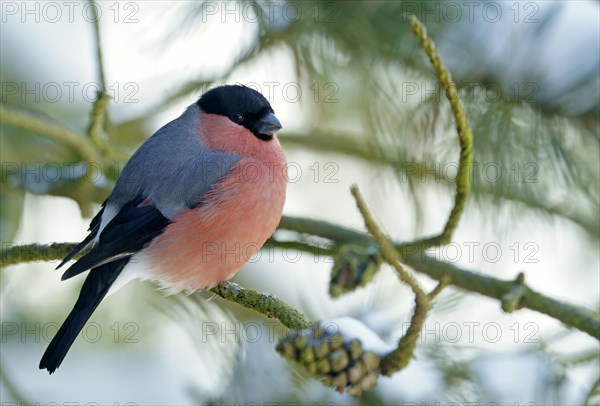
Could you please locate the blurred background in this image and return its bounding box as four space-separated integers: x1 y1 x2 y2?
1 0 599 404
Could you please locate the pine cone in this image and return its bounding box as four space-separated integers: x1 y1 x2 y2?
276 322 381 396
329 244 382 298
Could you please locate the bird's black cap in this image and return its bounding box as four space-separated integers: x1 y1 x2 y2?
198 85 281 141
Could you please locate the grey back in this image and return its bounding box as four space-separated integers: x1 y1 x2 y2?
108 105 240 219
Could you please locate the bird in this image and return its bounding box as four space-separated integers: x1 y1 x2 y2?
39 85 287 373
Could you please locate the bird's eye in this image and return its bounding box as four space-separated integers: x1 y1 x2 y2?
232 113 244 124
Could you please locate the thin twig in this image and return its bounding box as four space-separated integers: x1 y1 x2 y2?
86 0 117 158
428 275 450 301
350 186 426 298
86 92 111 152
351 185 430 375
407 15 474 249
89 0 106 89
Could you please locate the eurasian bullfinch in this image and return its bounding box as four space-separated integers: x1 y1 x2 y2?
39 85 287 373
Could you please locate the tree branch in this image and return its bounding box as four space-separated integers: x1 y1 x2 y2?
0 244 311 330
276 216 600 340
1 243 78 267
3 224 598 340
210 281 311 330
0 105 100 164
404 251 600 340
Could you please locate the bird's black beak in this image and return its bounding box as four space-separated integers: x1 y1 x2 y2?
255 113 282 139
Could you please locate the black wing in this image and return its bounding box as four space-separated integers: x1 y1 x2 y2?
60 195 171 281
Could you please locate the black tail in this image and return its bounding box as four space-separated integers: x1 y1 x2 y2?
39 258 129 373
